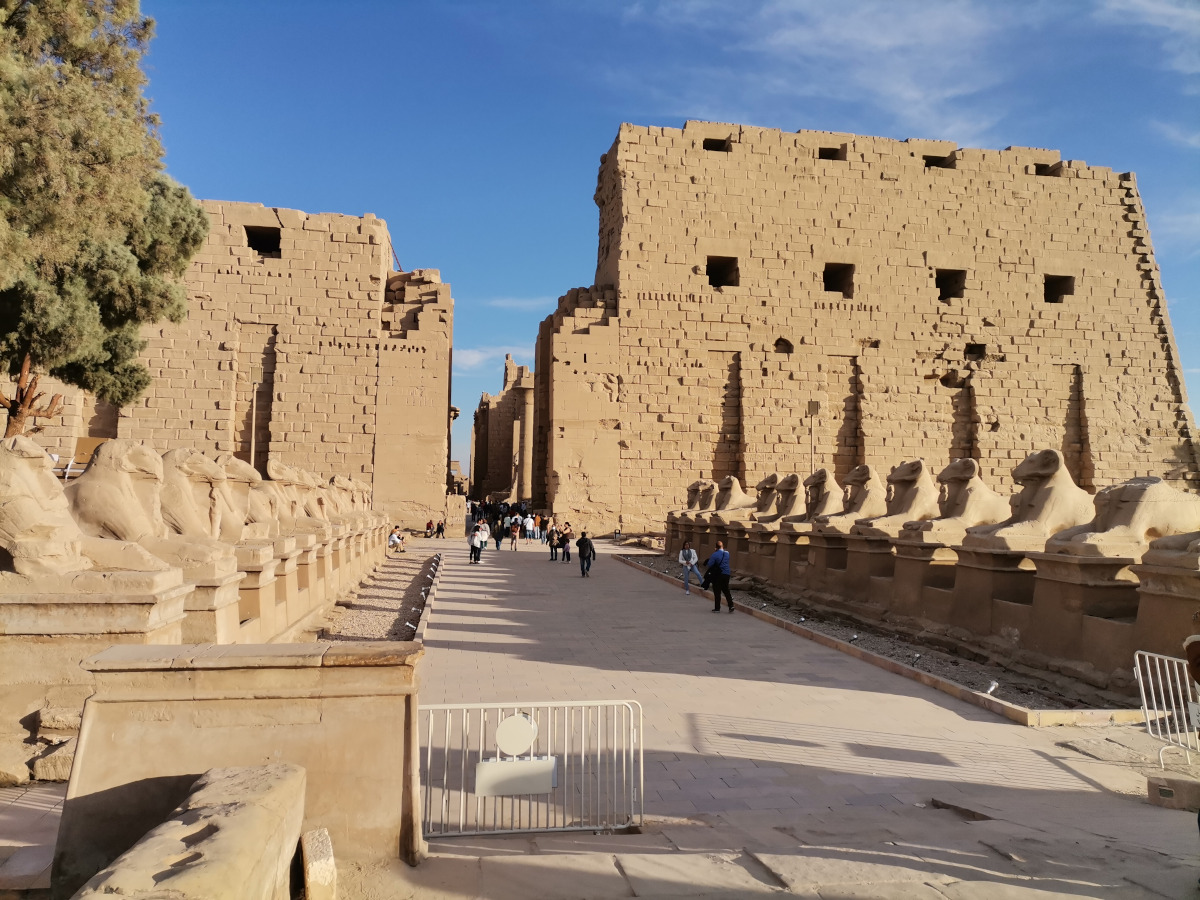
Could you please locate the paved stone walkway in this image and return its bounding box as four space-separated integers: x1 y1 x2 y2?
348 534 1200 899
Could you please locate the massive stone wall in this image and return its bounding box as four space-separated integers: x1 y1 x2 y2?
470 355 534 501
8 201 454 529
536 120 1199 532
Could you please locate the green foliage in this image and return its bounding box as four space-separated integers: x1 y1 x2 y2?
0 0 208 417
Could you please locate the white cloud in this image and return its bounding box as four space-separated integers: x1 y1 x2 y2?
484 297 556 311
1098 0 1200 76
1154 120 1200 149
609 0 1026 144
453 346 533 373
1153 206 1200 256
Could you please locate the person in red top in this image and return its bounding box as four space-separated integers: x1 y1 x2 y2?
509 519 520 550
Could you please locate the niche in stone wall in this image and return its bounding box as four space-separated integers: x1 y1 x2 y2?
708 350 743 483
234 323 278 473
1064 364 1094 490
823 263 854 299
832 355 863 480
244 226 281 259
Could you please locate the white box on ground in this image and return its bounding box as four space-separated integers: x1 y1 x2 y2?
475 756 558 796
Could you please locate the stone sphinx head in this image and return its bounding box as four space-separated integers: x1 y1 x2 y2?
963 449 1094 552
752 473 780 511
898 458 1010 544
883 460 939 519
67 440 167 542
1044 476 1200 559
795 469 839 521
695 480 718 511
160 448 228 540
852 460 940 537
0 436 88 576
713 475 755 512
814 465 888 533
213 453 262 542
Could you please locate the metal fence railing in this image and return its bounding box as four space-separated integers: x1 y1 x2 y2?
1134 650 1199 767
420 700 643 837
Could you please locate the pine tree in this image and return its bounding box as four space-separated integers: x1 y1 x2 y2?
0 0 208 437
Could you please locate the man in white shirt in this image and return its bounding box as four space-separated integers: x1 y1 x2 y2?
523 514 534 544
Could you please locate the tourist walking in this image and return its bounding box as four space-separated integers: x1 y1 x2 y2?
493 523 504 551
509 519 520 550
468 525 484 563
523 514 534 544
678 541 701 594
547 524 559 560
705 540 735 613
559 523 573 563
576 532 596 577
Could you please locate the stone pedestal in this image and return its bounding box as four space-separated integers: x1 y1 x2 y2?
949 548 1036 637
693 519 717 564
725 523 750 570
842 534 895 608
804 532 849 598
775 524 813 589
1024 553 1139 665
665 514 685 557
1132 562 1200 658
0 570 191 741
56 642 425 897
745 526 779 580
890 540 958 623
234 543 279 644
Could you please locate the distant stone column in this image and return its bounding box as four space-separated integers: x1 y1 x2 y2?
517 387 534 501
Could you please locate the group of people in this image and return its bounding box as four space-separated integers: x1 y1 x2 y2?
466 501 597 577
678 539 736 612
424 520 445 538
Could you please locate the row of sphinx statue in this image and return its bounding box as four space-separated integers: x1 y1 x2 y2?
670 449 1200 563
0 435 382 585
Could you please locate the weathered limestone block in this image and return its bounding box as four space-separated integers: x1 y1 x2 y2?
301 827 337 900
54 642 424 897
962 449 1094 553
73 764 306 900
852 460 940 538
813 465 887 535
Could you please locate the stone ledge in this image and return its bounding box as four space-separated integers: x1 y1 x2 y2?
83 641 423 672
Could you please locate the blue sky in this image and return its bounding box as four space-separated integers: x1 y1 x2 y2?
142 0 1199 472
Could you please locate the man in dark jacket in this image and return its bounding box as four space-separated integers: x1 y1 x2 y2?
576 532 597 577
705 541 734 613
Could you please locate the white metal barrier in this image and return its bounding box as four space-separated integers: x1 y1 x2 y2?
1133 650 1199 767
420 700 643 836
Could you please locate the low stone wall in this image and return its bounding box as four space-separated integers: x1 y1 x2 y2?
73 764 306 899
52 641 423 898
669 515 1200 692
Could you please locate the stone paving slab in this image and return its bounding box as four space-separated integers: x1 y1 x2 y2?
0 782 63 892
349 536 1198 898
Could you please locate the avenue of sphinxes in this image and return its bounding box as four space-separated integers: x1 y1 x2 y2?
471 121 1197 532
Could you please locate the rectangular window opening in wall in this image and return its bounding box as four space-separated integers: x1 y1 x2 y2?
245 225 281 258
965 343 987 361
823 262 854 298
707 256 740 288
817 146 846 161
923 154 955 170
1044 274 1075 304
703 137 732 152
935 269 966 301
1034 162 1062 177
